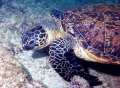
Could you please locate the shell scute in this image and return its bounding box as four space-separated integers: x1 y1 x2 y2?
61 5 120 62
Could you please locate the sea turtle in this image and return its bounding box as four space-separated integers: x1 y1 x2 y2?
21 5 120 87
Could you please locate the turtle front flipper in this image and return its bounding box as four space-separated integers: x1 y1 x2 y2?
49 37 102 86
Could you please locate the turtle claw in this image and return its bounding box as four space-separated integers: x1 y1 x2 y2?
82 73 102 86
77 70 102 86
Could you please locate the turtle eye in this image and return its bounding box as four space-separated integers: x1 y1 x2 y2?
29 40 34 45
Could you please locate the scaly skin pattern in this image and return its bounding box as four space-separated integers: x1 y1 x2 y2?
49 37 102 86
61 5 120 63
21 26 48 50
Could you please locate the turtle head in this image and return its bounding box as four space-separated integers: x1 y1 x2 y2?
21 26 48 50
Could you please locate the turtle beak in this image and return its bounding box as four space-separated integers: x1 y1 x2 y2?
22 45 34 50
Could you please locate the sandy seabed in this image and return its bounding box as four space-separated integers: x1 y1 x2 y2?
0 0 120 88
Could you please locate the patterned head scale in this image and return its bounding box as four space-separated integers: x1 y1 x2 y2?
21 26 48 50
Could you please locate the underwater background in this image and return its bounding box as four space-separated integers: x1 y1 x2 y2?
0 0 120 88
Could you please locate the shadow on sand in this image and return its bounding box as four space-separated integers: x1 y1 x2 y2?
32 48 120 76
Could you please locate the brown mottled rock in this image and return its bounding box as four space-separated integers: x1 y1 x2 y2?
69 76 90 88
0 46 27 88
0 45 45 88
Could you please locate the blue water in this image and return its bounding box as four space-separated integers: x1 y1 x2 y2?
34 0 119 10
24 0 119 10
0 0 119 35
3 0 119 13
0 0 118 36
